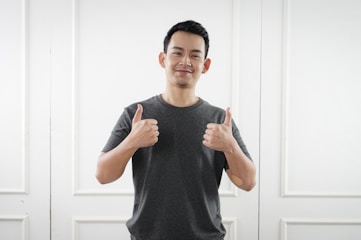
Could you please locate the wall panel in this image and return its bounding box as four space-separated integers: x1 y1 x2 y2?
0 215 28 240
72 216 238 240
260 0 361 239
281 219 361 240
281 0 361 197
73 217 129 240
0 0 29 194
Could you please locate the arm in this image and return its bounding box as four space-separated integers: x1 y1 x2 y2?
202 108 256 191
96 137 138 184
96 104 159 184
223 138 256 191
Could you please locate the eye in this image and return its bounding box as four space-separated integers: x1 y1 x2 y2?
191 54 201 59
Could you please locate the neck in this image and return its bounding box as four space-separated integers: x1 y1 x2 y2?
161 90 199 107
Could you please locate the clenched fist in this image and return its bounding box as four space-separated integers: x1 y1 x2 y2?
202 107 234 152
129 104 159 148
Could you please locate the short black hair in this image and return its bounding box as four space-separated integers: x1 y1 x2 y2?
163 20 210 59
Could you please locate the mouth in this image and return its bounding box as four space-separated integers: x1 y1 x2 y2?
175 68 193 73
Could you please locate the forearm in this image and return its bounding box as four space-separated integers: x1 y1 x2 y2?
224 139 256 191
96 137 137 184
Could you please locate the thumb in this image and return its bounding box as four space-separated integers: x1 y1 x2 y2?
223 107 232 127
132 104 143 124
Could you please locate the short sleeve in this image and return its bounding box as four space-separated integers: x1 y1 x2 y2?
102 107 134 153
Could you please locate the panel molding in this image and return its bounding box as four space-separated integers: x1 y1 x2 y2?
231 0 241 122
0 0 29 195
71 0 81 196
70 0 135 196
223 217 238 240
73 188 134 196
74 183 237 197
280 0 361 198
281 218 361 240
73 216 128 240
72 216 237 240
224 0 243 198
0 215 29 240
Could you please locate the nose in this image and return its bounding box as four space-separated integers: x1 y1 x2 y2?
179 55 191 66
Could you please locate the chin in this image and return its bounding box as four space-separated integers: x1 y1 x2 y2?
175 82 191 88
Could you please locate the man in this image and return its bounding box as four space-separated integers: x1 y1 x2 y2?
96 20 256 240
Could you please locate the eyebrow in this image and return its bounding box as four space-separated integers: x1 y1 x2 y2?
171 46 203 54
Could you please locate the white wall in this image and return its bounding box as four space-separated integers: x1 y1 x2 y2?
1 0 361 239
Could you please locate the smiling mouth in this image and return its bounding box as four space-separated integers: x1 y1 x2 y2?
175 68 193 73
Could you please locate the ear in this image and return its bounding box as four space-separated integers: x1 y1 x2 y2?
158 52 166 68
202 58 211 74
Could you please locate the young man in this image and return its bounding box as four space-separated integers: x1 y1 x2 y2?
96 20 256 240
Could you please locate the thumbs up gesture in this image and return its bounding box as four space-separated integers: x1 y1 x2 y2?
202 107 234 152
129 104 159 148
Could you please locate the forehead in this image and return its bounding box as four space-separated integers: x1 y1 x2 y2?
168 31 205 52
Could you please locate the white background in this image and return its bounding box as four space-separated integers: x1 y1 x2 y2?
1 0 360 239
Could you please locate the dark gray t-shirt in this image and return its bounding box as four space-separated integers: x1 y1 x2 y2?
102 95 251 240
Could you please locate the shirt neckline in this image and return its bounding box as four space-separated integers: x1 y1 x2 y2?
156 94 204 111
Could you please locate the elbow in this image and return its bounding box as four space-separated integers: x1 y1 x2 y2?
96 170 122 185
241 165 257 191
96 170 109 185
241 178 256 192
95 161 123 185
243 171 257 191
96 153 113 184
96 170 118 185
235 172 256 191
95 162 113 185
96 154 107 184
230 173 256 191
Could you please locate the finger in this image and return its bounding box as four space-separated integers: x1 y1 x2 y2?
152 124 159 131
223 107 232 127
132 104 143 124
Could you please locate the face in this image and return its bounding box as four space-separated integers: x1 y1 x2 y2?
159 31 211 89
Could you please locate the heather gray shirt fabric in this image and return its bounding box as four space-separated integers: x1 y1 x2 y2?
102 95 252 240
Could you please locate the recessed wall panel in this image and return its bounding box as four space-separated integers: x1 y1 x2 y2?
282 0 361 196
282 219 361 240
73 217 128 240
0 0 28 193
0 216 28 240
73 217 237 240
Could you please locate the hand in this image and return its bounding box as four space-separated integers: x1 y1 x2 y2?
129 104 159 148
202 107 234 152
